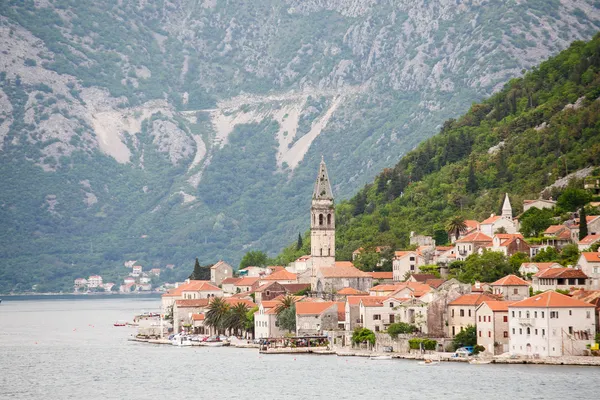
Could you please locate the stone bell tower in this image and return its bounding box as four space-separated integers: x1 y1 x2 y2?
311 156 335 274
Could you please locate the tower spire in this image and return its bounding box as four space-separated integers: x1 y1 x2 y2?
313 157 333 200
502 193 512 219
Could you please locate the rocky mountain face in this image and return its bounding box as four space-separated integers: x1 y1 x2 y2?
1 0 600 291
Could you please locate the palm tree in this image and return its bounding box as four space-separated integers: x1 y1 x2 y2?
205 297 230 335
223 302 249 337
446 216 468 240
275 294 296 315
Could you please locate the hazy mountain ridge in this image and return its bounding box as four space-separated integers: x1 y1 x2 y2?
1 0 600 292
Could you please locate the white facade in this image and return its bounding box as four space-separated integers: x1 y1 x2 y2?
254 305 285 339
87 275 103 288
508 302 595 357
392 252 425 281
577 253 600 290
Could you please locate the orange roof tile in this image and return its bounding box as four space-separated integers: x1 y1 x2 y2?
582 252 600 263
359 297 385 307
521 262 562 271
319 266 370 278
346 296 373 306
221 277 242 285
335 261 356 268
234 277 261 286
191 313 205 321
480 215 501 224
534 268 588 279
409 273 437 282
261 269 297 281
544 225 566 234
281 283 310 293
449 293 498 306
479 300 515 312
511 291 595 308
456 231 493 243
222 298 255 308
162 280 215 297
425 279 446 289
370 284 401 292
491 274 530 286
465 220 480 230
175 299 210 307
388 282 432 298
580 234 600 245
295 302 336 315
336 302 345 322
367 271 393 280
337 287 368 295
261 300 280 309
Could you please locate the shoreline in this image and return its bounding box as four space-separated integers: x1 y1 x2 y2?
0 292 163 297
129 338 600 367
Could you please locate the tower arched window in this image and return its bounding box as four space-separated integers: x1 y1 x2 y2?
327 214 331 225
319 214 324 226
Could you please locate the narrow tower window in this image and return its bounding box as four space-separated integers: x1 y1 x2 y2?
327 214 332 225
319 214 324 225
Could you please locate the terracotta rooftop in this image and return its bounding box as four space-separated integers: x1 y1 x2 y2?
534 268 588 279
191 313 205 321
210 260 231 270
175 299 210 308
479 300 515 312
579 234 600 245
295 301 337 315
261 269 297 281
456 231 493 243
234 277 261 286
491 274 530 286
162 280 218 297
337 287 368 295
394 251 421 258
370 284 402 292
221 298 255 308
425 279 446 289
449 293 498 306
319 265 370 278
367 271 393 280
281 283 310 293
260 300 280 309
544 225 566 234
359 297 385 307
465 220 480 230
334 261 356 268
388 282 432 298
480 215 501 225
409 273 437 282
510 291 595 308
520 262 562 271
346 296 374 306
221 277 242 285
581 252 600 263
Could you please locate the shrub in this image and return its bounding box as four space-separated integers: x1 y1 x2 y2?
387 322 417 338
408 338 437 350
472 345 486 355
352 328 376 345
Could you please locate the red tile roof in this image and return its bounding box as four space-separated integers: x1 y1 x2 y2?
175 299 210 307
261 269 297 281
261 300 280 309
191 313 205 321
491 274 530 286
534 268 588 279
456 231 493 243
346 296 373 306
337 287 368 295
449 293 498 306
579 234 600 245
409 273 437 282
234 277 261 287
544 225 566 234
359 297 385 307
581 252 600 263
334 261 356 268
319 266 370 278
370 284 402 292
480 215 501 225
425 279 446 289
367 271 393 280
510 291 595 308
222 298 255 308
465 220 480 230
162 280 217 297
221 277 242 285
479 300 515 312
281 283 310 293
520 262 562 271
295 302 336 315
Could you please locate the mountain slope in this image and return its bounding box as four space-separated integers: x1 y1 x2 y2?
2 1 600 292
309 34 600 263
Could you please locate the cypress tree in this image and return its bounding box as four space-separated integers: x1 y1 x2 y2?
296 233 303 250
190 257 202 280
466 158 477 193
579 206 588 240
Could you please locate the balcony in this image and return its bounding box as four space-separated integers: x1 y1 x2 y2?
518 318 533 326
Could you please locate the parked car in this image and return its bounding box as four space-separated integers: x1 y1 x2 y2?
454 346 474 357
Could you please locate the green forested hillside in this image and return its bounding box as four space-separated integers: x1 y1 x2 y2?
276 34 600 265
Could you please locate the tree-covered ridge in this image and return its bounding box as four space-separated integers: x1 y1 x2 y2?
295 34 600 263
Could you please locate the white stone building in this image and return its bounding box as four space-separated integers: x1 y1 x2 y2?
508 291 596 357
577 252 600 290
475 300 513 355
392 251 425 281
87 275 103 288
490 274 530 301
210 260 233 286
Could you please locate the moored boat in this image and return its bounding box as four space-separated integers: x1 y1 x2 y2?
113 321 127 327
369 355 393 360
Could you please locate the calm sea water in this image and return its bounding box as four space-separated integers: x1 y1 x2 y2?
0 296 597 400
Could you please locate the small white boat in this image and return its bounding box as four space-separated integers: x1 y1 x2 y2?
171 335 193 347
370 355 393 360
201 341 227 347
418 358 440 366
469 359 492 365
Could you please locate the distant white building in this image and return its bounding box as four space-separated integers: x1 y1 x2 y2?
88 275 103 288
131 265 143 277
392 251 425 281
74 278 87 288
508 291 595 357
523 199 556 212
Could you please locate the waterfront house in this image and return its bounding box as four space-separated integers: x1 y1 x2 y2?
103 282 115 291
313 263 372 295
392 251 425 281
124 276 136 284
361 296 429 334
508 291 596 357
577 252 600 290
532 268 589 292
475 300 514 354
296 302 340 336
234 277 261 293
137 283 152 291
87 275 103 288
490 275 530 301
74 278 87 289
254 301 285 339
120 282 135 293
210 260 233 286
569 289 600 331
173 299 210 333
519 262 563 278
426 279 472 337
454 231 493 261
254 282 287 305
447 293 498 337
139 275 151 284
161 280 222 310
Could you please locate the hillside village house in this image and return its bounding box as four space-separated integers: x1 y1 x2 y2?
295 302 341 336
508 291 596 357
210 261 233 286
490 274 530 301
578 252 600 290
542 225 573 248
475 300 514 355
313 263 372 294
479 194 517 236
532 268 589 292
579 234 600 251
447 293 498 337
87 275 103 288
234 277 261 293
454 231 493 261
161 280 224 310
519 262 563 277
131 265 142 277
392 251 425 281
450 219 480 243
491 233 530 257
259 269 298 286
221 277 242 296
74 278 87 288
